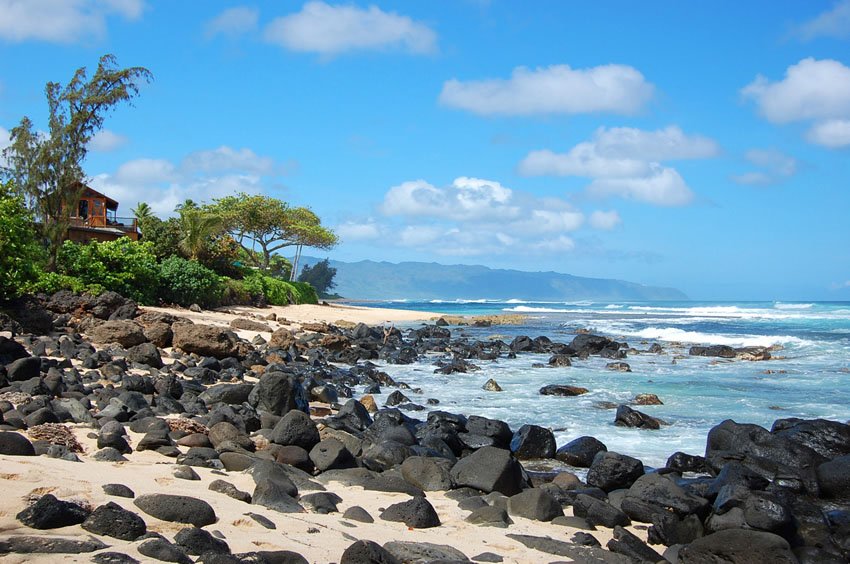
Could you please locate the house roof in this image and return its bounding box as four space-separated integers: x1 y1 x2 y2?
79 185 120 210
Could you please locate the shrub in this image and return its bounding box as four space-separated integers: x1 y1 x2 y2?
56 238 160 304
32 272 104 296
0 182 44 300
241 272 318 306
158 256 224 308
221 277 251 306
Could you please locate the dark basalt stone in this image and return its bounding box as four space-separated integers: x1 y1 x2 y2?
586 452 645 492
0 535 108 554
450 446 524 496
510 424 556 460
0 431 36 455
137 538 193 564
133 494 217 527
340 540 401 564
174 526 230 555
556 436 607 468
379 496 441 528
16 494 90 529
507 489 563 522
678 528 797 563
614 404 661 430
81 502 146 540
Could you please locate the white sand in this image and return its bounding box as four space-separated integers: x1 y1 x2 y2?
0 423 628 563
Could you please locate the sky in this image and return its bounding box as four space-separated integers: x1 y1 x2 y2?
1 1 849 301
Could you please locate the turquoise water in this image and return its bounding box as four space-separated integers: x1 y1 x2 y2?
343 300 850 468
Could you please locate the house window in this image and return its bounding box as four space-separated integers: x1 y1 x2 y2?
78 199 89 219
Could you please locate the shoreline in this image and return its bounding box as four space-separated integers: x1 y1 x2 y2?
0 296 845 562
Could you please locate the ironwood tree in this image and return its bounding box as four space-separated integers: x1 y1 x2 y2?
1 54 152 268
208 193 338 272
298 258 337 297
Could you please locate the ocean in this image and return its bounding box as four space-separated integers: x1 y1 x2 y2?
342 300 850 470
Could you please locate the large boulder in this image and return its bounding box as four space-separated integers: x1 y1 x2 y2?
771 418 850 459
0 431 36 455
379 497 441 528
0 336 29 365
125 342 163 369
6 356 41 381
88 321 147 347
614 405 661 430
586 452 644 492
621 473 709 523
556 436 607 468
678 529 797 563
450 446 524 496
816 454 850 498
16 494 90 529
133 494 216 527
340 540 401 564
510 424 556 459
508 489 563 521
401 456 454 491
172 323 242 359
249 371 309 416
539 384 588 396
81 502 146 540
270 410 320 450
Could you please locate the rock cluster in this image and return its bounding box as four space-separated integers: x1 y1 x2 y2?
0 290 846 562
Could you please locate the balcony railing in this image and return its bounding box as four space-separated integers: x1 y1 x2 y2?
69 216 138 231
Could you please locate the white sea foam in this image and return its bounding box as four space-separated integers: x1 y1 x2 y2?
605 304 624 309
565 300 594 306
624 327 809 347
774 302 815 310
505 299 528 304
504 306 578 313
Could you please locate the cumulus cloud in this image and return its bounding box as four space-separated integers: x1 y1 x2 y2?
0 0 144 43
806 119 850 147
89 145 285 216
743 58 850 148
263 1 436 56
0 125 9 167
795 0 850 41
519 125 714 206
439 64 654 116
587 166 693 207
589 210 622 230
354 176 605 257
90 129 128 152
205 6 259 38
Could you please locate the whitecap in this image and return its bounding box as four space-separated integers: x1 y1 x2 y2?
774 302 815 310
623 327 810 347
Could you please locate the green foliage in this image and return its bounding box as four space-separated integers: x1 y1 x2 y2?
56 238 160 304
208 193 337 271
158 256 224 308
242 272 318 305
178 205 223 261
0 181 45 300
138 216 182 260
221 277 251 306
298 258 337 298
32 271 104 296
1 54 152 269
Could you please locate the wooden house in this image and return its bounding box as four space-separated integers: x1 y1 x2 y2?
67 186 139 243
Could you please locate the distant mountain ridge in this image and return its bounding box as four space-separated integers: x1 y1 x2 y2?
298 257 688 301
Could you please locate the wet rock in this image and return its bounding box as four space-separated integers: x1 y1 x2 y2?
689 345 736 358
633 393 663 405
81 502 146 540
556 436 607 468
482 378 503 392
539 384 588 396
667 451 708 473
606 362 631 372
614 404 661 430
510 424 556 460
16 494 90 529
450 446 524 496
133 494 217 527
587 452 644 492
548 354 572 367
379 496 441 528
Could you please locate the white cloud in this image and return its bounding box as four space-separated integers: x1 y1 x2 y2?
742 58 850 124
90 129 128 152
205 6 259 38
807 119 850 147
732 148 799 186
381 177 519 221
439 64 654 116
587 165 694 206
593 125 719 160
263 1 436 56
589 210 622 230
89 145 286 216
336 221 381 241
795 0 850 41
364 176 593 257
519 125 713 206
0 0 144 43
182 146 276 175
0 125 9 167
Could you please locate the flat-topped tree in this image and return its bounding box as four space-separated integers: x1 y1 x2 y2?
209 193 337 272
1 54 152 269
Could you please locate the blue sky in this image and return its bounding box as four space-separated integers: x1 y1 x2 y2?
1 1 849 300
